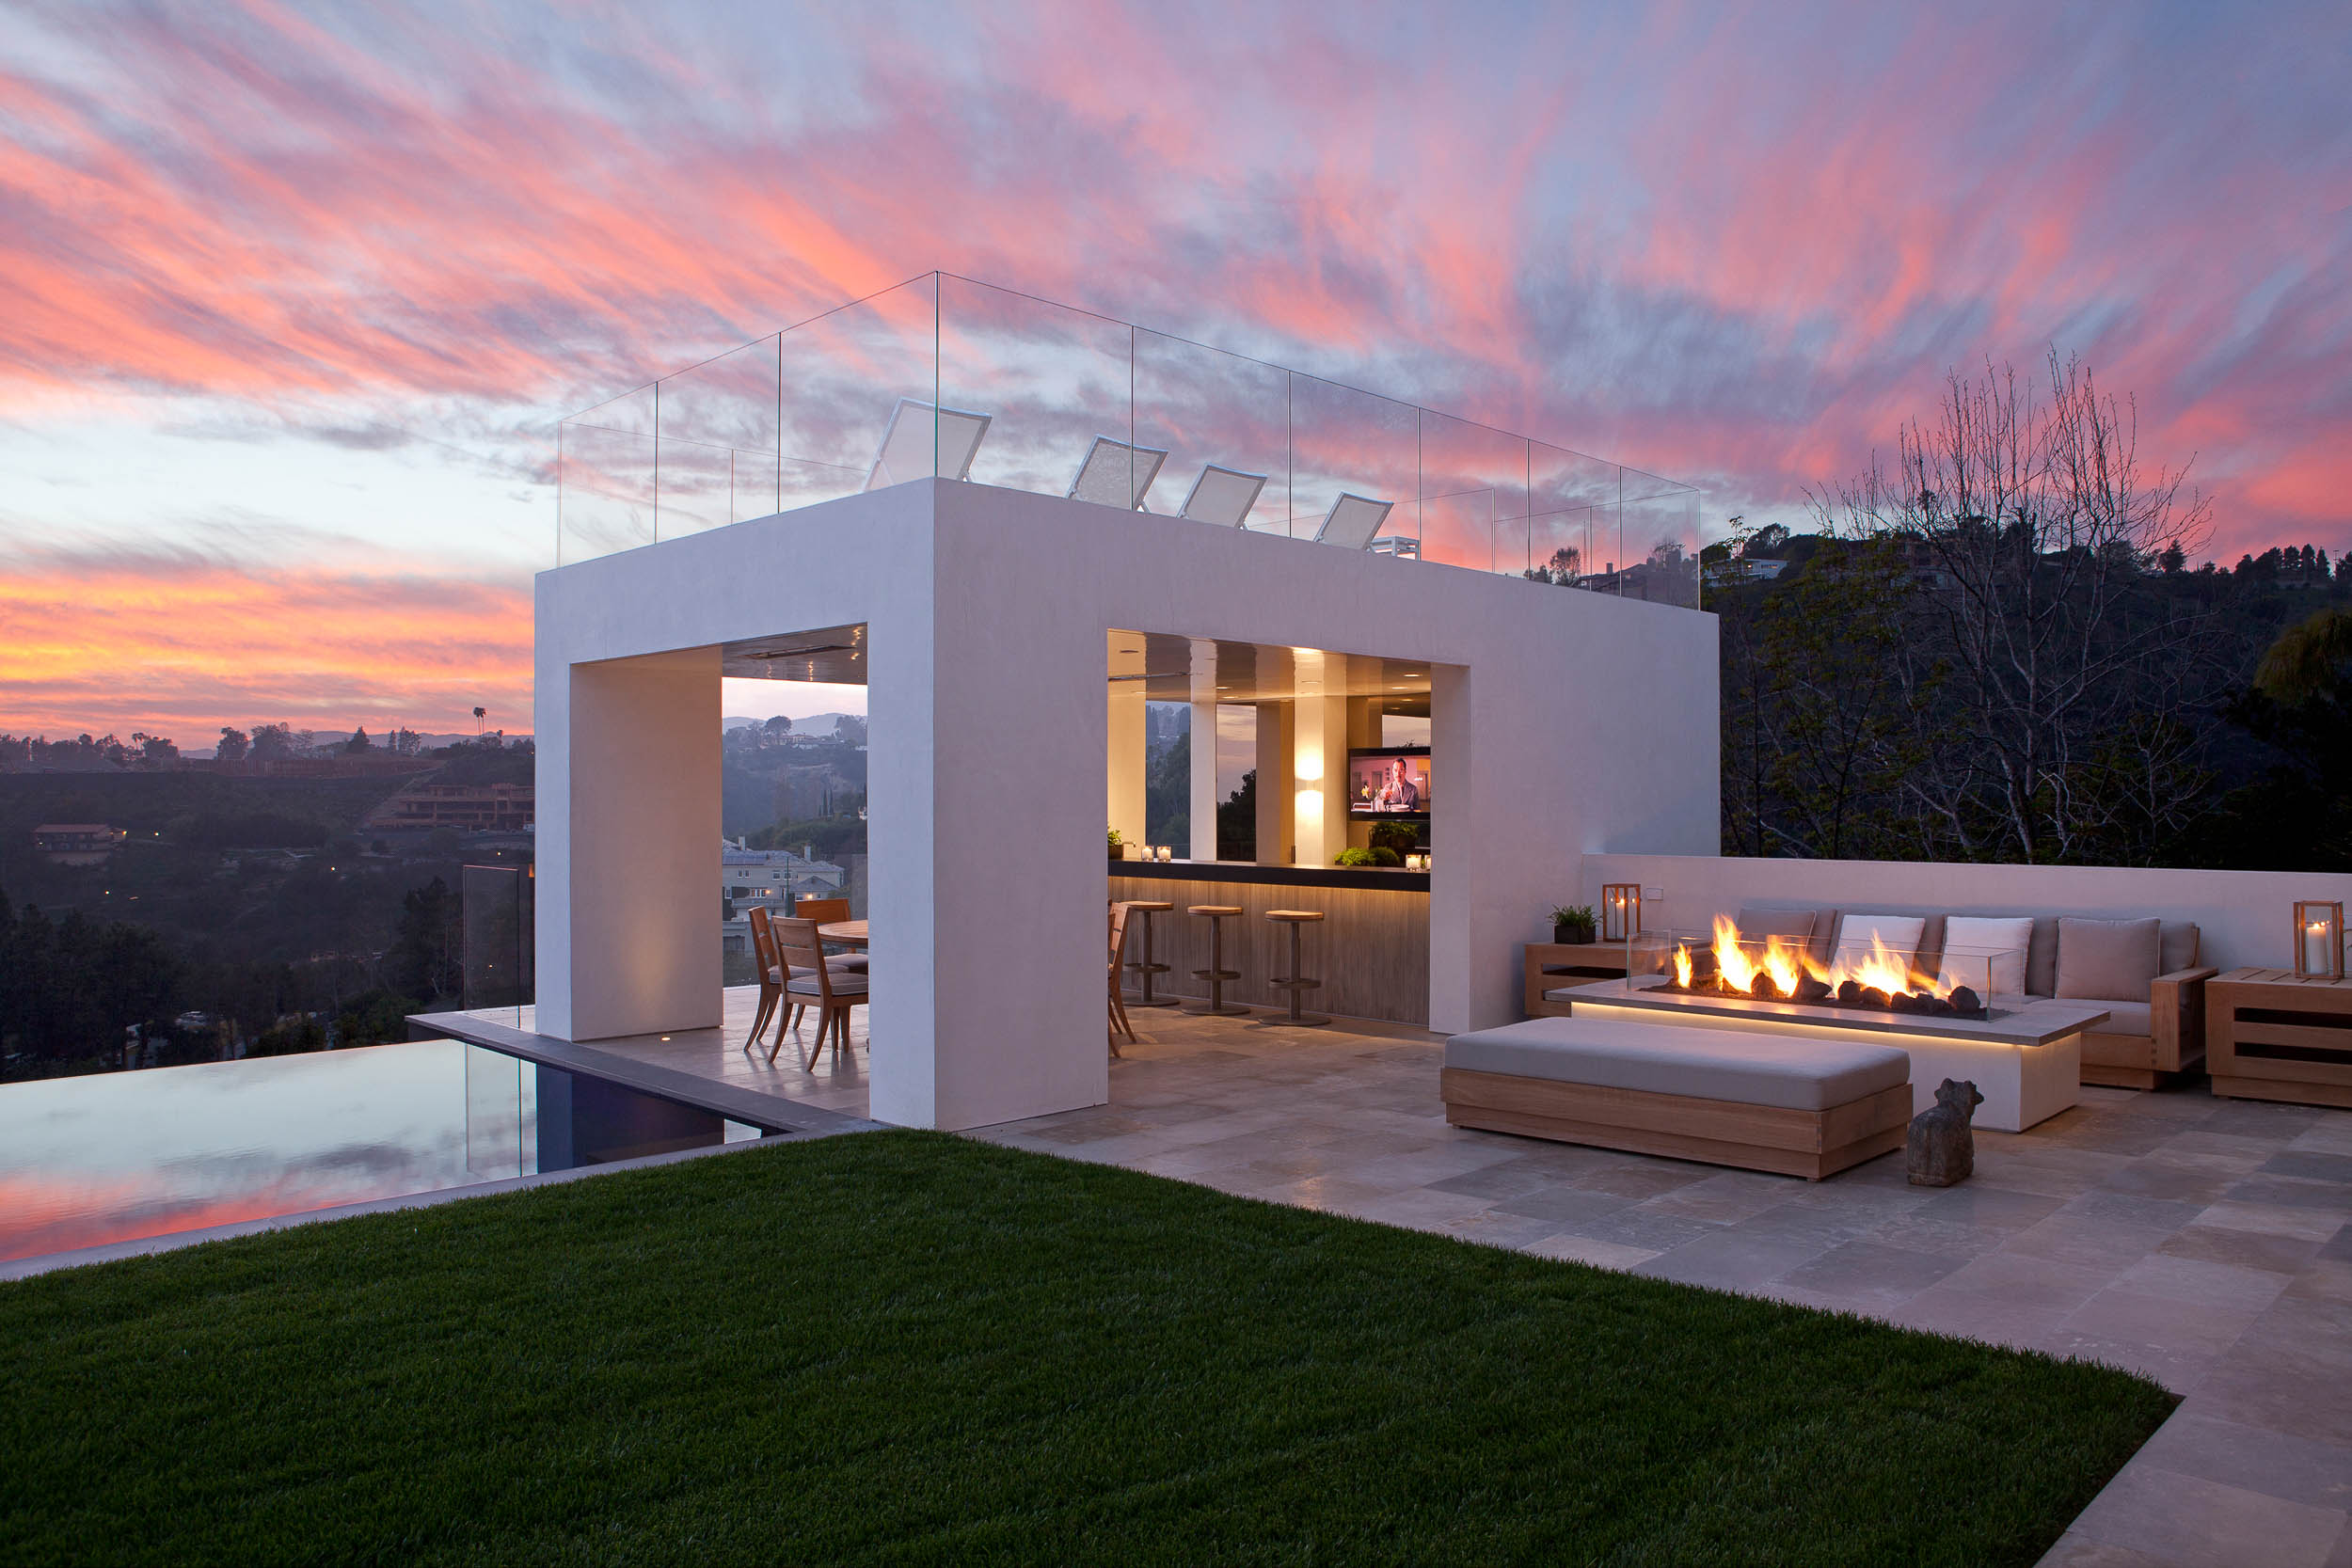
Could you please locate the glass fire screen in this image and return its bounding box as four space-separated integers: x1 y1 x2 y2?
1626 930 2013 1022
556 273 1703 606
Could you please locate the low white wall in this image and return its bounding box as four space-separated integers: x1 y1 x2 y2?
1581 853 2352 974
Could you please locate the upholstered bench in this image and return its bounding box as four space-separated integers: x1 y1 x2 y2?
1441 1017 1913 1180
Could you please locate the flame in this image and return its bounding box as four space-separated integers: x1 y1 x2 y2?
1675 918 1946 1003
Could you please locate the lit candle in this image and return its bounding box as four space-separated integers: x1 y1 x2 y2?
2309 921 2331 974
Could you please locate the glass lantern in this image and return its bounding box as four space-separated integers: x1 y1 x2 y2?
1601 882 1642 942
2295 900 2344 980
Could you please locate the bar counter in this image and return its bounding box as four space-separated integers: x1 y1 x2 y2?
1110 860 1430 1025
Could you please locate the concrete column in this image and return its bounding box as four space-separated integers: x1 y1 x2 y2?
1254 702 1294 864
542 647 721 1040
1106 637 1147 848
1291 650 1350 869
1188 639 1218 860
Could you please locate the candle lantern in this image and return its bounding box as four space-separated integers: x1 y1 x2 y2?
1601 883 1643 943
2294 900 2344 980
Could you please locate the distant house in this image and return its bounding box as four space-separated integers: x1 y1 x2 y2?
718 840 847 955
33 823 124 865
363 781 535 832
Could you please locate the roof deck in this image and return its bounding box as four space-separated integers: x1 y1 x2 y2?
557 272 1702 606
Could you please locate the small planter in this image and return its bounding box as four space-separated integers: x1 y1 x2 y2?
1554 924 1596 945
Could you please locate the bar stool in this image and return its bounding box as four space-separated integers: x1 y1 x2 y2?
1120 899 1177 1007
1184 905 1251 1016
1262 910 1329 1027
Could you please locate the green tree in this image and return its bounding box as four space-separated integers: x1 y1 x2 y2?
387 878 462 1006
1145 726 1190 848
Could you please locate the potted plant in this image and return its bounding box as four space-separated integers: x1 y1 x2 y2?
1108 827 1126 863
1550 903 1597 944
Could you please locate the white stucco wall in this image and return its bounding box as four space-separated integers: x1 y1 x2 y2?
536 479 1720 1130
1581 853 2352 974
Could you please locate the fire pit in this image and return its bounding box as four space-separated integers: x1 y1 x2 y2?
1639 918 2004 1022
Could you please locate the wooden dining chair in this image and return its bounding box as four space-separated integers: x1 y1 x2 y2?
773 915 866 1070
1108 901 1136 1056
744 905 786 1053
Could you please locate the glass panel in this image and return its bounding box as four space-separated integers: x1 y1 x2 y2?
1418 412 1528 573
459 863 531 1019
1133 330 1287 531
778 274 939 507
657 337 783 536
1622 471 1701 609
1528 440 1617 591
936 274 1133 501
1286 372 1418 546
558 385 655 563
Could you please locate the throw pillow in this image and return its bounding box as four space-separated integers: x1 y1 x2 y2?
1734 906 1819 943
2056 916 2162 1002
1833 912 1927 974
1935 915 2034 997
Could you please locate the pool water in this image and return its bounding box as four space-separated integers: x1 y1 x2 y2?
0 1039 768 1262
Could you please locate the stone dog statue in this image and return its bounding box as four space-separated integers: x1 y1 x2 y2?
1906 1079 1984 1187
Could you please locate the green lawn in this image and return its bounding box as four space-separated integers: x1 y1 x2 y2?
0 1130 2170 1565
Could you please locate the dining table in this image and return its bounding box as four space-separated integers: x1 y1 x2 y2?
818 919 869 949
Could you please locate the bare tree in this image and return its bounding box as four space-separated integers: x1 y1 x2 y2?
1813 351 2215 863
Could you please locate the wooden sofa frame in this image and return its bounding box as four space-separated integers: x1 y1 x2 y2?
1441 1067 1911 1180
2080 964 2218 1090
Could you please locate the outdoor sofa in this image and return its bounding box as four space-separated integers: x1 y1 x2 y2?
1680 906 2217 1091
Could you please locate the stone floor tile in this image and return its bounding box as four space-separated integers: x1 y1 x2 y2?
1518 1232 1661 1271
1565 1160 1722 1200
2229 1176 2352 1212
2131 1409 2352 1513
1629 1169 1804 1225
2063 1463 2345 1568
1779 1239 1968 1305
1554 1205 1726 1254
2189 1359 2352 1448
2106 1253 2295 1313
1491 1184 1645 1228
2031 1530 2177 1566
1911 1183 2072 1230
1887 1286 2076 1352
1933 1249 2122 1312
2194 1200 2347 1243
1633 1232 1826 1291
2159 1223 2325 1276
2055 1291 2262 1374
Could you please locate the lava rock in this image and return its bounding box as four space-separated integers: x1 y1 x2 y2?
1837 980 1864 1006
1794 976 1832 1005
1862 987 1891 1010
1925 995 1958 1017
1947 986 1981 1017
1888 990 1916 1013
1907 1079 1984 1186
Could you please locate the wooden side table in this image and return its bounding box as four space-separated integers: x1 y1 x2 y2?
2206 968 2352 1109
1524 942 1634 1019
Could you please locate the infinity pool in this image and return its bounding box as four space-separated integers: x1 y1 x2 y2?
0 1040 769 1263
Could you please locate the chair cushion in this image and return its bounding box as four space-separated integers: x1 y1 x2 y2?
1444 1017 1909 1113
2057 916 2161 1003
2160 921 2201 974
787 972 868 997
1935 916 2035 997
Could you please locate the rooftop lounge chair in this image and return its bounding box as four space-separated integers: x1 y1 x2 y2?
1177 464 1268 528
865 398 993 491
1312 492 1397 550
1068 436 1168 511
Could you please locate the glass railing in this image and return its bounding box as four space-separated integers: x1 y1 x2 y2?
556 272 1703 608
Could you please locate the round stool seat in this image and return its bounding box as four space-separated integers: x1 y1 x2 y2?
1265 910 1325 923
1184 906 1249 1016
1188 904 1243 917
1121 899 1175 912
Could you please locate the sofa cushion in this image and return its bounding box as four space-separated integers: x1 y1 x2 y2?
2085 999 2153 1038
1444 1017 1909 1113
2057 916 2162 1002
1935 915 2034 997
2160 922 2201 974
1735 906 1820 943
1834 912 1927 974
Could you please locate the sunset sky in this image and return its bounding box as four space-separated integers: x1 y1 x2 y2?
2 1 2346 746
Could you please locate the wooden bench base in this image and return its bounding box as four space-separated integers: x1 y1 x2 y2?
1441 1067 1911 1180
2080 1028 2205 1091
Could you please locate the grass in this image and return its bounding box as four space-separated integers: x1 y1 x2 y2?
0 1130 2171 1566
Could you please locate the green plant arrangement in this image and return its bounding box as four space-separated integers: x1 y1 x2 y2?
1551 903 1597 943
1108 827 1125 861
1368 847 1404 867
1333 847 1376 867
1366 820 1420 857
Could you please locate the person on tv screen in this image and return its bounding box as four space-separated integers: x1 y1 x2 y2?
1376 756 1420 813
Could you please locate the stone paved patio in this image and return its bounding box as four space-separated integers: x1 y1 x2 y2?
527 989 2352 1566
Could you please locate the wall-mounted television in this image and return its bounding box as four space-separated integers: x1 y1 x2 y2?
1347 748 1431 817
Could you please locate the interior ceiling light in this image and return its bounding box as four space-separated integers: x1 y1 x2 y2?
743 641 857 659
